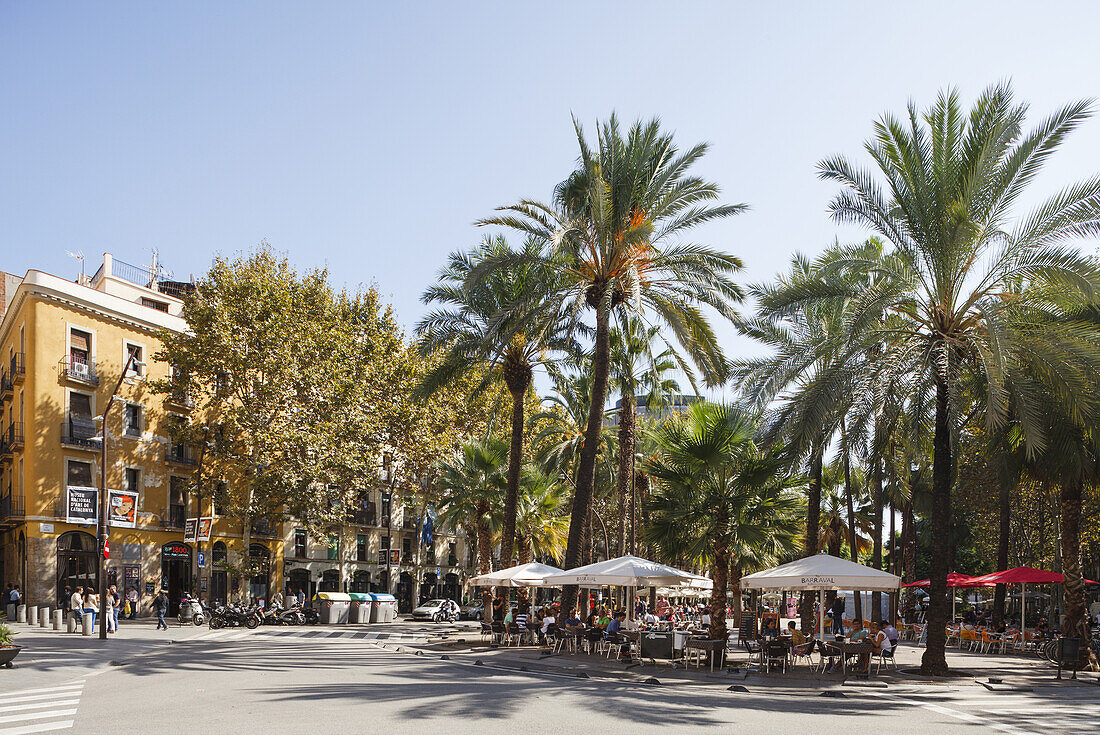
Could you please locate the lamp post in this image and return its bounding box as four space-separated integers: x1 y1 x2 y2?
96 351 142 641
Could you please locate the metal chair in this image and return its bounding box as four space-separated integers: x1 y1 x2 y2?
791 641 816 669
874 645 897 672
763 641 788 673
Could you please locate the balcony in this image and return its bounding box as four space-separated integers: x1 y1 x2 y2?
0 369 10 400
164 445 198 467
0 494 24 529
8 353 24 386
58 356 100 386
162 507 185 530
250 517 277 537
61 418 100 452
4 423 24 455
164 390 195 410
345 509 377 527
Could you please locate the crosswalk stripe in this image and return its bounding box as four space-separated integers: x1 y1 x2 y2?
0 721 76 735
0 688 82 700
225 632 251 641
0 709 78 725
0 695 82 706
0 701 79 715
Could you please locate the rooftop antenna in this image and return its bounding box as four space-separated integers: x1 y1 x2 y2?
66 250 86 284
143 248 173 287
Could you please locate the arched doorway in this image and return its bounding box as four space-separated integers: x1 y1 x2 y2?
248 544 270 603
350 570 370 593
57 531 98 606
211 541 228 605
319 569 340 592
397 571 414 612
422 572 438 604
161 542 192 615
443 572 460 602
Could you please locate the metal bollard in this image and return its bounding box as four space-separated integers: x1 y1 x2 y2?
17 604 26 623
67 612 76 633
27 605 38 626
81 612 93 636
53 609 64 630
40 607 50 628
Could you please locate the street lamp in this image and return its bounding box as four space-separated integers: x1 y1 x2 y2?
94 351 143 641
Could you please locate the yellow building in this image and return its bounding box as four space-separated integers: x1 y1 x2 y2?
0 253 475 615
0 254 285 615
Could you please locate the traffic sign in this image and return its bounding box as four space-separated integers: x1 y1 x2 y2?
197 551 206 568
103 539 110 560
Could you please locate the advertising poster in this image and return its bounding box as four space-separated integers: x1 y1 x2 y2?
198 517 212 541
108 489 138 528
184 518 198 543
67 486 98 524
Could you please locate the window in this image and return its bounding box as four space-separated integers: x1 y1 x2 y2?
69 328 91 366
426 545 436 564
212 541 227 565
214 482 227 515
380 492 390 528
125 343 143 377
140 297 168 312
380 535 390 551
66 459 93 489
124 404 141 436
327 534 338 560
356 534 367 562
401 536 411 557
447 542 457 566
169 476 187 528
124 467 140 491
68 392 95 440
294 529 306 558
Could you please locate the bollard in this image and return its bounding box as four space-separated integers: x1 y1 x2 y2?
53 609 63 630
67 612 77 633
17 604 26 623
81 612 93 636
5 603 14 620
27 605 38 626
40 607 50 628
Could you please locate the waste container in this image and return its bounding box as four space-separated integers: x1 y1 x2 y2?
371 593 396 623
349 593 373 624
314 592 351 624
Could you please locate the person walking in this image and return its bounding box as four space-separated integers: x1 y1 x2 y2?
70 586 84 625
106 585 120 633
126 586 139 619
154 589 169 630
830 595 846 637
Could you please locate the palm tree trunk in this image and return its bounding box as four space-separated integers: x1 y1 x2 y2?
841 421 862 623
476 499 493 623
729 561 743 630
1060 476 1096 670
501 380 528 573
616 394 635 555
993 465 1014 628
888 499 898 623
636 470 651 557
800 449 822 632
871 454 883 623
562 301 613 617
920 376 952 676
901 494 917 622
709 533 730 662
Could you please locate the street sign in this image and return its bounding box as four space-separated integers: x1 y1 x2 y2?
103 539 110 560
197 551 206 568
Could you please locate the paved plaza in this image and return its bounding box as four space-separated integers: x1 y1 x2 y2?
1 618 1097 734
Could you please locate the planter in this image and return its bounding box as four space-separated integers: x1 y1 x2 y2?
0 645 22 668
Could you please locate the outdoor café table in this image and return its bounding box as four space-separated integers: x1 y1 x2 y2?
684 639 726 672
824 640 873 677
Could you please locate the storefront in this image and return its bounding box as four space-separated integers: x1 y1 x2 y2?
350 569 370 593
161 542 192 616
249 543 271 603
56 531 98 606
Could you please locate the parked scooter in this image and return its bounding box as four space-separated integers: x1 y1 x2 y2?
263 605 305 626
208 603 262 630
179 593 205 626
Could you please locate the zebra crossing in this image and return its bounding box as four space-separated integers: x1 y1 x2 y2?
190 628 429 643
0 681 83 734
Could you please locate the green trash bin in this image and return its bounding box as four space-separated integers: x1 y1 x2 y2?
314 592 351 624
349 593 372 624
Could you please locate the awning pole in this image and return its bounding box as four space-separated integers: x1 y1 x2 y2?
819 589 824 641
1021 583 1025 634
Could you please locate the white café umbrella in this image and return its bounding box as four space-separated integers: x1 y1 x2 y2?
469 562 564 588
542 555 702 587
741 553 901 642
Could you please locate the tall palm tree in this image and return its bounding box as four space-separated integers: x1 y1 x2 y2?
435 439 507 621
418 235 573 576
644 402 803 647
513 466 570 565
809 83 1100 674
609 314 680 555
479 115 746 615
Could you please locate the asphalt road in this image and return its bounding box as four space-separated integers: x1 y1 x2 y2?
2 622 1098 734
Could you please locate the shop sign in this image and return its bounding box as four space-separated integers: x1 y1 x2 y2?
67 486 98 524
40 523 54 533
145 581 155 594
108 489 138 528
162 542 191 559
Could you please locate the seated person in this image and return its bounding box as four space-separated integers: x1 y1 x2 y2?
870 622 893 655
848 620 870 642
503 607 515 626
563 613 583 632
883 620 899 646
606 611 625 636
596 610 612 629
643 610 659 627
540 610 556 636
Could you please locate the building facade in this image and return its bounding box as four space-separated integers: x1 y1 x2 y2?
0 254 474 616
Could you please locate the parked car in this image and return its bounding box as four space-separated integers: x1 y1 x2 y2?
411 599 459 622
460 603 483 621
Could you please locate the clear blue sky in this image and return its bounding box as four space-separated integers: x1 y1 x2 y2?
4 1 1100 380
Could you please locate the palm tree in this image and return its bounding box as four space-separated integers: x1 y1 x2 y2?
513 466 570 565
479 115 746 616
609 314 680 555
435 439 507 621
810 83 1100 674
644 402 803 647
418 235 573 576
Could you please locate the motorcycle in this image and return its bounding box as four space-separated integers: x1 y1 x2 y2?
301 605 320 625
208 603 262 630
262 605 303 626
178 593 205 626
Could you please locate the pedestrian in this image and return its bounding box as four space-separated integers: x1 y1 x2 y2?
83 587 98 633
70 586 84 625
61 585 72 619
2 583 11 610
296 588 305 607
154 589 169 630
126 586 139 619
107 585 120 633
10 584 20 607
830 595 845 636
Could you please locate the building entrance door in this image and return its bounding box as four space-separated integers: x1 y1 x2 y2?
211 571 227 606
56 531 98 606
161 542 192 616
